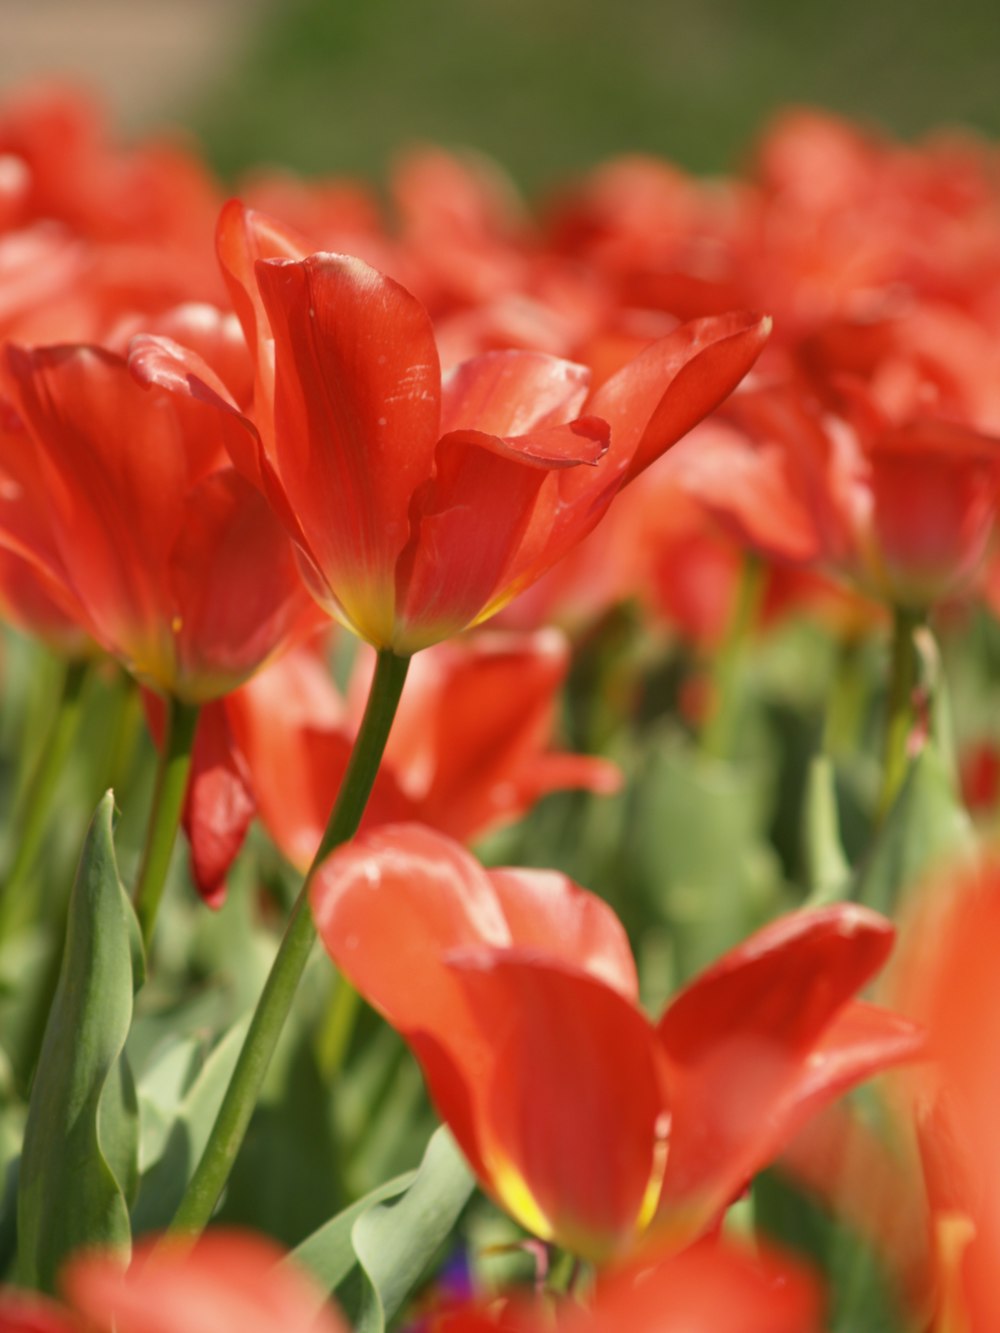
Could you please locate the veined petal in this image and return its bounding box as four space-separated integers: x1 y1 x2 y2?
217 199 311 340
385 628 619 841
309 824 512 1034
585 312 772 488
6 344 195 680
444 953 670 1261
395 418 608 651
167 469 312 702
655 904 906 1230
486 867 638 1001
440 349 590 437
256 254 442 647
129 332 322 572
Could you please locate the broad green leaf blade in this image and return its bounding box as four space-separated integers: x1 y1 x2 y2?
16 792 143 1292
289 1169 417 1298
855 743 974 916
345 1126 474 1333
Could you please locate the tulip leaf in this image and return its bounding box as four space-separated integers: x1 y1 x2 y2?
15 792 143 1292
344 1126 474 1333
291 1126 474 1330
132 1015 249 1234
802 755 852 906
854 742 973 916
289 1169 417 1297
629 729 788 986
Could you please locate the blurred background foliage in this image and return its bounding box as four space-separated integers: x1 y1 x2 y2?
188 0 1000 188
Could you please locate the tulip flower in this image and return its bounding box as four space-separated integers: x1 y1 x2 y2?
3 1231 346 1333
1 333 313 704
889 859 1000 1332
434 1238 821 1332
168 627 618 904
184 201 770 654
311 825 922 1262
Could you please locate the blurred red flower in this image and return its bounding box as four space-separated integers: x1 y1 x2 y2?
178 628 619 903
432 1238 820 1332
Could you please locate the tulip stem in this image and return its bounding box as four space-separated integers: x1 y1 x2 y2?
133 696 201 950
875 606 925 824
0 657 89 938
701 554 764 760
168 647 411 1237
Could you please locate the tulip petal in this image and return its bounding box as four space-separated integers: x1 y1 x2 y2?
256 253 442 645
229 647 426 869
395 418 608 650
564 1239 822 1333
656 904 908 1228
382 627 618 841
440 349 590 437
444 953 669 1260
6 344 213 681
485 868 638 1001
216 200 311 344
586 312 772 487
64 1231 347 1333
183 702 256 907
168 469 311 701
310 825 511 1036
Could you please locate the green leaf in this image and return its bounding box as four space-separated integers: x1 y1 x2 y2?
344 1126 474 1333
291 1126 474 1331
131 1015 249 1234
855 742 974 917
802 755 852 906
290 1170 416 1297
15 792 143 1292
628 729 789 987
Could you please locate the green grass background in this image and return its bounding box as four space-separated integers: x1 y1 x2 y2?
191 0 1000 191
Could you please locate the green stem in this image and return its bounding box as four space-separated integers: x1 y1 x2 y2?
169 648 411 1237
133 696 201 950
0 658 89 938
701 554 764 760
875 606 925 824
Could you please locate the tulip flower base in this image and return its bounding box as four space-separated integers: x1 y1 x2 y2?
1 81 1000 1333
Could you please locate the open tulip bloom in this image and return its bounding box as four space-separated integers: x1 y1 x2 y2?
311 824 922 1263
134 202 772 656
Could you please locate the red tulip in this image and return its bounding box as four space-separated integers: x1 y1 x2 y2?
889 860 1000 1332
674 379 1000 611
197 202 769 653
62 1231 346 1333
311 825 921 1261
176 627 619 903
1 334 313 702
433 1238 820 1332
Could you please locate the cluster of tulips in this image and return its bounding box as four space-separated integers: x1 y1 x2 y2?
1 79 1000 1332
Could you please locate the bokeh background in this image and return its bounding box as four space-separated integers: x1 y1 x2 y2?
2 0 999 187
